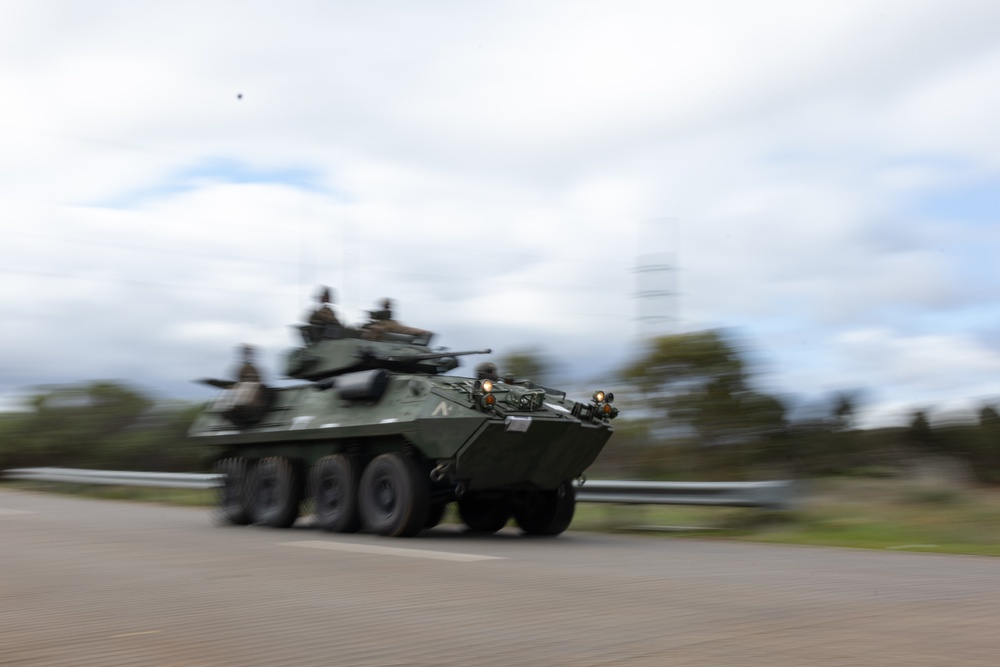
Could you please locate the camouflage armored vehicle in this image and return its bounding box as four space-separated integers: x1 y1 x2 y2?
189 315 619 537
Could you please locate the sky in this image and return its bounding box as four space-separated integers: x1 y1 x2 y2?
2 1 999 427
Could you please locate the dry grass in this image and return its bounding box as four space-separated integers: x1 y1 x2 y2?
573 477 1000 556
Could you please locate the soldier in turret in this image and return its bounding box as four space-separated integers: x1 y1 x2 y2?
308 286 342 328
236 344 261 383
475 361 499 382
216 344 268 425
362 298 431 340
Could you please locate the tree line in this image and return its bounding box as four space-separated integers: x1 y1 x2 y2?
1 330 998 482
593 330 1000 484
0 382 207 473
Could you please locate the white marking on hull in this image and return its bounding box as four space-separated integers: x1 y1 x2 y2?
431 400 452 417
290 416 314 430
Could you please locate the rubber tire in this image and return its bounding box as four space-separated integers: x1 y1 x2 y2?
358 453 429 537
513 482 576 536
424 501 448 529
310 454 361 533
213 457 252 525
249 456 303 528
457 495 511 533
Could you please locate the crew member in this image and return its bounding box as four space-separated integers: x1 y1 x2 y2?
475 362 499 382
236 344 261 383
363 297 431 340
308 286 342 328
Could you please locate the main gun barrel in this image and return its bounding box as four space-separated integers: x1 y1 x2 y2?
409 348 492 361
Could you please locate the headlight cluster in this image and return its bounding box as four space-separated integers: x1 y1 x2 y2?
572 389 619 422
472 378 497 410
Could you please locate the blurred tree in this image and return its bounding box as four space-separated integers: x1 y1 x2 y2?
832 392 860 431
499 348 552 384
0 382 206 471
621 330 786 448
908 410 936 449
974 405 1000 483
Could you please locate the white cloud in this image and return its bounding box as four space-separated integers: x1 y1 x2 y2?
2 1 999 424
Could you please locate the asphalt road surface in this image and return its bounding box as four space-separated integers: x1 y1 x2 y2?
2 487 999 666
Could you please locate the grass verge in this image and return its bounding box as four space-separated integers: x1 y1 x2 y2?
5 477 999 556
573 478 1000 556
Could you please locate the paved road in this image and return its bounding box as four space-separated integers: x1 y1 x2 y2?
2 488 998 666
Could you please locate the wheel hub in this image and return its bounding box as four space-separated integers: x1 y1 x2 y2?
374 477 396 513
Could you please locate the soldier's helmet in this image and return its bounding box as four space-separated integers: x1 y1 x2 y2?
318 286 334 304
475 361 499 381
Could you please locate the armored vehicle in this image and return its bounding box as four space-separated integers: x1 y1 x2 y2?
189 316 619 537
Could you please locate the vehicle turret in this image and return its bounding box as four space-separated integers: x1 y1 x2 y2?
285 323 491 380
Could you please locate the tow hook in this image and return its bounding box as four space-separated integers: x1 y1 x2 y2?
430 462 453 483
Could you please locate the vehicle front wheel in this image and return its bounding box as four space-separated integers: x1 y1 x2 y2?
513 482 575 536
457 495 511 534
310 454 361 533
358 453 429 537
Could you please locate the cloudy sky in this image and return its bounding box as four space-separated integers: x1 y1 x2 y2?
2 1 999 426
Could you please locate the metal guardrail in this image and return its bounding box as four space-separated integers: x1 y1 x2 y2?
3 468 796 509
3 467 222 490
575 479 795 510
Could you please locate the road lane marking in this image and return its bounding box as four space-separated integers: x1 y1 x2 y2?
111 631 162 639
887 544 940 550
0 509 32 516
282 540 506 562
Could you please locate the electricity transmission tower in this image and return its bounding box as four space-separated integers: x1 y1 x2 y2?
635 218 679 340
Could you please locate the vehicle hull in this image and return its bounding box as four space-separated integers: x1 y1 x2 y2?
191 337 617 537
